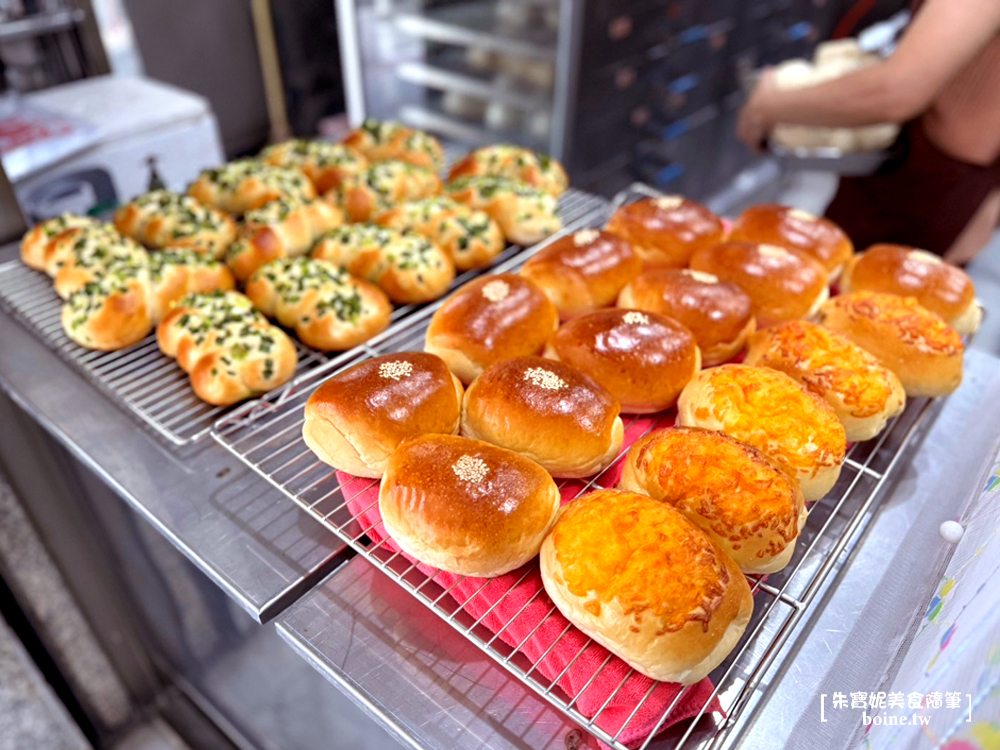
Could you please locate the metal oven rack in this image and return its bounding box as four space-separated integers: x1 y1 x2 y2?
0 189 602 446
211 183 948 750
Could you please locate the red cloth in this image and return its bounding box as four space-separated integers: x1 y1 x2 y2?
338 412 724 748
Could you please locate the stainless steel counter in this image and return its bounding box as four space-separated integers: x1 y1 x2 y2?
0 243 347 623
277 349 1000 750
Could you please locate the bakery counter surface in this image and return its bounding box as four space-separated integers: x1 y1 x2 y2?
276 348 1000 750
0 242 348 624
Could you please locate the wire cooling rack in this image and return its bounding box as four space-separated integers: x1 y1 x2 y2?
211 183 951 749
0 188 604 446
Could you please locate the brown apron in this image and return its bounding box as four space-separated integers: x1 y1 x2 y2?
824 119 1000 255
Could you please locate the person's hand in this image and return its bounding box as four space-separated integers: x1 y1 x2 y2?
738 68 777 152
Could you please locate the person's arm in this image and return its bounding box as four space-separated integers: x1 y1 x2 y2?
738 0 1000 148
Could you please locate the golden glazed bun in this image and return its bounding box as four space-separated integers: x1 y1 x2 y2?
840 244 981 335
114 190 237 259
259 139 368 193
379 434 560 577
461 356 623 478
677 364 846 501
619 427 806 574
604 194 724 268
425 274 559 384
744 320 906 441
303 352 463 478
21 214 100 271
519 228 641 320
689 241 829 328
816 292 964 397
540 489 753 684
188 160 315 215
448 145 568 197
341 119 444 172
728 205 854 278
545 309 700 414
617 268 755 366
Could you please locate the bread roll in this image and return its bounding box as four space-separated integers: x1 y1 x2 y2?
461 356 623 478
21 214 99 271
328 161 443 223
157 291 297 405
445 176 561 246
45 225 148 299
376 197 505 271
816 292 963 397
728 205 853 278
540 489 753 684
114 190 237 259
188 160 316 215
311 224 455 305
617 268 755 366
380 434 560 577
259 139 368 193
744 320 905 441
225 198 344 282
619 428 806 574
425 274 559 384
341 119 444 172
62 272 152 351
303 352 463 477
689 241 829 328
677 364 846 501
246 257 391 351
604 195 724 268
147 248 236 322
545 309 699 413
840 244 981 335
448 145 568 197
519 229 641 319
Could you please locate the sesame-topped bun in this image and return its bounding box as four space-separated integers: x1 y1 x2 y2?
380 434 560 577
744 320 906 441
545 309 700 414
461 356 623 478
519 228 641 320
303 352 463 478
617 268 755 366
425 274 559 384
619 427 806 574
840 244 981 335
689 241 829 328
677 364 846 501
604 195 725 268
539 489 753 684
728 205 854 278
816 292 964 398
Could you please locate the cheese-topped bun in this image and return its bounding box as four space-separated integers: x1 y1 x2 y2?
840 244 981 335
745 320 906 441
303 352 463 478
619 427 806 574
539 489 753 684
816 292 963 398
677 364 847 501
425 274 559 384
21 214 99 271
617 268 755 366
519 228 641 320
728 205 853 278
448 144 568 197
461 356 623 478
689 241 829 328
380 434 560 576
341 119 445 172
545 309 700 414
604 194 724 268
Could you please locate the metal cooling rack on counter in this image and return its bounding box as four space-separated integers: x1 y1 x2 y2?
210 182 956 749
0 188 604 445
